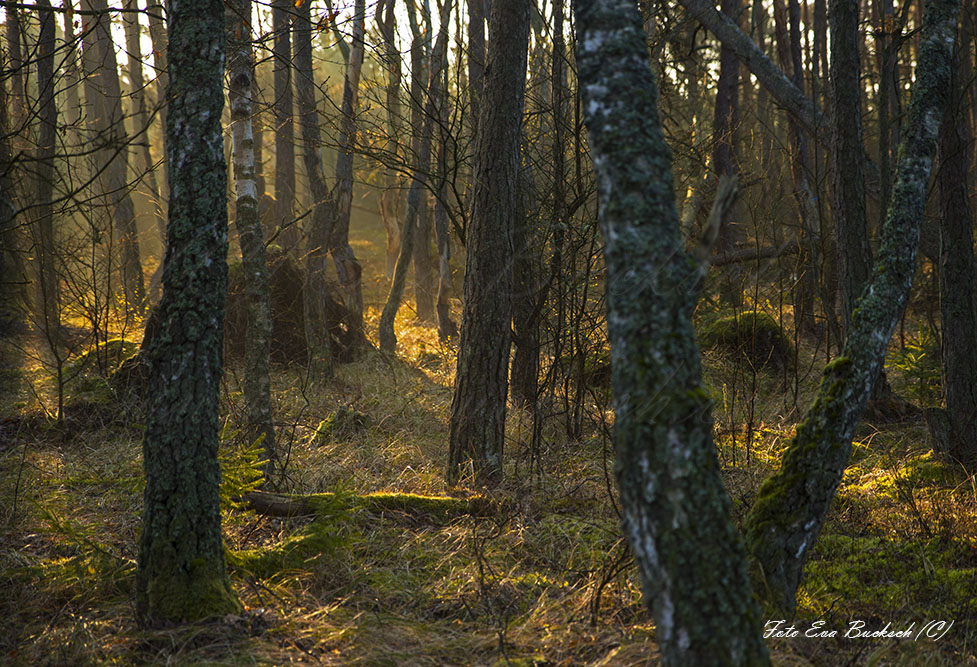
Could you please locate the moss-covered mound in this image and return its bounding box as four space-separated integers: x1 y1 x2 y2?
226 248 360 365
700 311 794 371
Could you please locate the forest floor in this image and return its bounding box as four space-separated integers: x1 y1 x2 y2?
2 216 977 665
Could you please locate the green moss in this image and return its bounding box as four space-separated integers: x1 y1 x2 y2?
64 338 139 378
802 534 977 617
141 556 243 622
228 520 345 578
699 311 793 370
311 405 371 446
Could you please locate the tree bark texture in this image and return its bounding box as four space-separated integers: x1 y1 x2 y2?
574 2 770 664
446 0 529 487
227 0 278 478
379 6 452 354
136 0 241 624
937 0 977 466
830 0 873 339
745 0 959 615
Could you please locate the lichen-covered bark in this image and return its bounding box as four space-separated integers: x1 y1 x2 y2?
136 0 241 623
573 2 770 664
379 5 452 353
446 0 529 487
294 0 336 382
227 0 278 479
937 0 977 466
745 0 959 614
829 0 873 338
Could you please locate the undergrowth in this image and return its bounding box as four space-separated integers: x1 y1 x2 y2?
1 222 975 665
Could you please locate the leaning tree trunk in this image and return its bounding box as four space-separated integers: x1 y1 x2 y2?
745 0 959 615
136 0 242 624
379 5 452 353
446 0 529 486
294 0 337 382
574 1 770 664
227 0 278 480
936 0 977 466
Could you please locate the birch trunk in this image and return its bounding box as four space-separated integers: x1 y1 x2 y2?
227 0 278 479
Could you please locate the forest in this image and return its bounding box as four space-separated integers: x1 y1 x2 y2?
1 0 976 664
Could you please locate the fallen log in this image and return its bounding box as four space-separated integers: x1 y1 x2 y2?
242 490 499 522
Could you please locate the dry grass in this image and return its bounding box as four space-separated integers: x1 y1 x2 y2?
2 217 976 665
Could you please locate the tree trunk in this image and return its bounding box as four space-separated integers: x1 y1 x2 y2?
294 0 337 382
272 0 297 253
61 1 83 129
83 0 146 312
745 0 959 615
5 7 25 128
329 0 367 337
433 46 457 342
379 6 453 353
830 0 873 339
227 0 278 480
407 20 437 323
446 0 529 486
713 0 744 306
124 0 166 251
136 0 242 624
0 41 23 334
937 0 977 465
376 0 403 280
32 0 62 360
574 2 770 663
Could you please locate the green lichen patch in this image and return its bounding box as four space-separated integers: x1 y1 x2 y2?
700 311 794 371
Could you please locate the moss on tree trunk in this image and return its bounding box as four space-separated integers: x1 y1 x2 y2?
745 0 959 615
